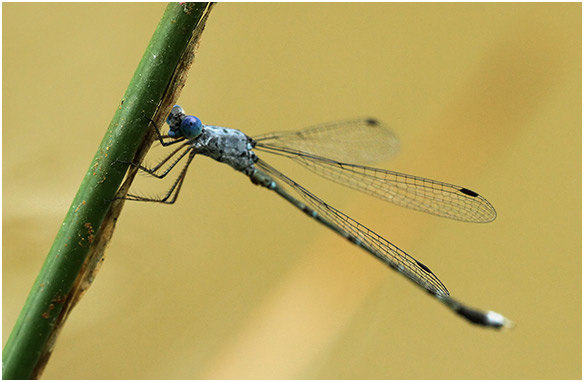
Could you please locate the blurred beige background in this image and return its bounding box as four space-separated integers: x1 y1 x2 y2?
3 3 581 379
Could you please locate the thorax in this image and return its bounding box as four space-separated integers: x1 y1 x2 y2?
191 125 257 174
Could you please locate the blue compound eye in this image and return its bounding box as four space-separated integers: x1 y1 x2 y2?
180 115 203 139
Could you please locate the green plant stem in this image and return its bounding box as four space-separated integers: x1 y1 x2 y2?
2 3 212 379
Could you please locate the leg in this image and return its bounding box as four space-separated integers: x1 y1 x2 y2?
121 142 192 179
124 150 196 204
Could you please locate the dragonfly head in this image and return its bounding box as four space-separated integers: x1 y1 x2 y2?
166 105 203 139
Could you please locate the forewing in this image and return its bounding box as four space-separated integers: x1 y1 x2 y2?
290 156 497 223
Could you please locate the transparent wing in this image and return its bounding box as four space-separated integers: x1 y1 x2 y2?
256 159 450 297
253 117 400 165
254 144 496 223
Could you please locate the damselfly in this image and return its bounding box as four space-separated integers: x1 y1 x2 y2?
119 105 512 329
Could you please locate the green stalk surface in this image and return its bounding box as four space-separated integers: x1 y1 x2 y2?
3 3 212 379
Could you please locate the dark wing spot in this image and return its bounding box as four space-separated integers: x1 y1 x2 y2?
460 188 479 197
365 118 379 126
416 260 433 274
